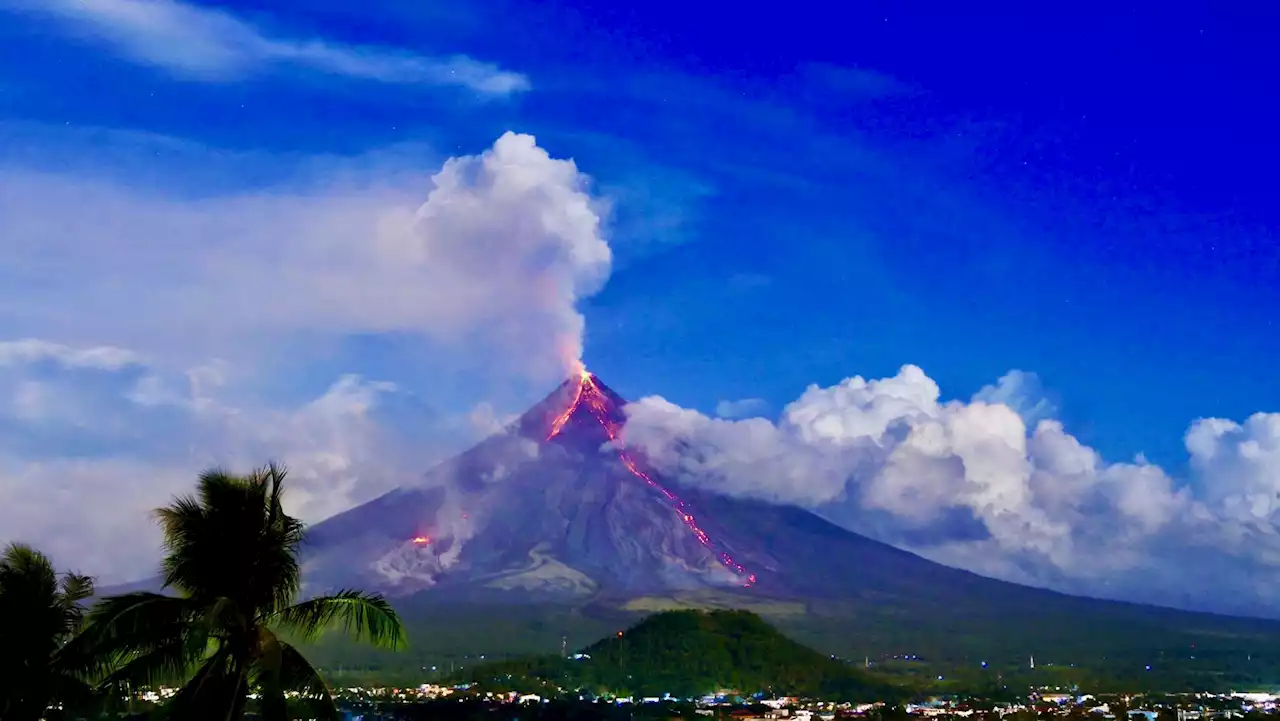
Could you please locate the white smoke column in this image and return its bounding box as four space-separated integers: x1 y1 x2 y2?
403 131 613 377
0 131 612 382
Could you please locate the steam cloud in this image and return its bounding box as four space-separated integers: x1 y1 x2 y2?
0 131 612 380
621 365 1280 614
395 131 613 376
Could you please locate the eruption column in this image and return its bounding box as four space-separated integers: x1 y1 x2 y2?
547 370 757 588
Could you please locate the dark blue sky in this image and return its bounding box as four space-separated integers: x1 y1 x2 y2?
548 0 1280 468
2 0 1277 470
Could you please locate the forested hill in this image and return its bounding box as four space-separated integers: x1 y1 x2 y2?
458 609 894 700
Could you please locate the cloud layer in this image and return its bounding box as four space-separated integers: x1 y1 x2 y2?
5 0 529 94
0 339 431 581
622 365 1280 615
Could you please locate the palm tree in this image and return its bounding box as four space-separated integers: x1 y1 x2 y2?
0 543 96 721
74 463 404 720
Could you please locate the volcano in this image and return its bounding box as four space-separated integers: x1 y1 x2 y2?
302 371 766 598
298 373 1280 684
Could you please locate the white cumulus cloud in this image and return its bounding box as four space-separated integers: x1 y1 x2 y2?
622 364 1280 614
3 0 530 94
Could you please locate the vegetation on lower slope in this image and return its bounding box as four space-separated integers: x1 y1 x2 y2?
303 593 1280 693
453 609 893 699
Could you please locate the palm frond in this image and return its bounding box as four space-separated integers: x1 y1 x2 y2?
80 593 200 648
58 572 95 633
156 465 305 615
59 572 94 606
63 592 200 681
268 589 405 650
155 487 215 596
0 542 72 686
276 639 335 700
94 631 216 691
0 542 58 598
254 627 339 721
164 645 245 721
263 462 289 528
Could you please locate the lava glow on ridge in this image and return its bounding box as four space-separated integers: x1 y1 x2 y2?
546 369 757 588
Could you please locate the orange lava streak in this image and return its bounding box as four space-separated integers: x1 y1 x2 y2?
547 372 757 588
545 368 591 440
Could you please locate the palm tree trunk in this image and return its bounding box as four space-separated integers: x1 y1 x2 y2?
226 660 251 721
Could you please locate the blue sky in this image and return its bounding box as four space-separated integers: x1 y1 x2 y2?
1 0 1278 612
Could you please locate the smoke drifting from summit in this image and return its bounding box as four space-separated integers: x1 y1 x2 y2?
404 132 613 377
0 131 613 381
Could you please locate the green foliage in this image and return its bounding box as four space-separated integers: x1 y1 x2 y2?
458 609 893 700
299 594 1280 694
71 463 406 721
0 543 97 721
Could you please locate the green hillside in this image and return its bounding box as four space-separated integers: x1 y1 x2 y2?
455 609 892 699
302 593 1280 692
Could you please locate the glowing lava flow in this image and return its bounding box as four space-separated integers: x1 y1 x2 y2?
545 369 588 439
547 370 757 588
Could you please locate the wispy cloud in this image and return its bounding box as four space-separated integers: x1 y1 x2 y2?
5 0 530 95
797 62 918 100
0 339 144 370
714 397 769 419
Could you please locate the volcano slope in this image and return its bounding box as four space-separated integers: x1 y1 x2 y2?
299 373 1280 689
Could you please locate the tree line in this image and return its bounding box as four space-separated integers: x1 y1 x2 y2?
0 463 405 721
